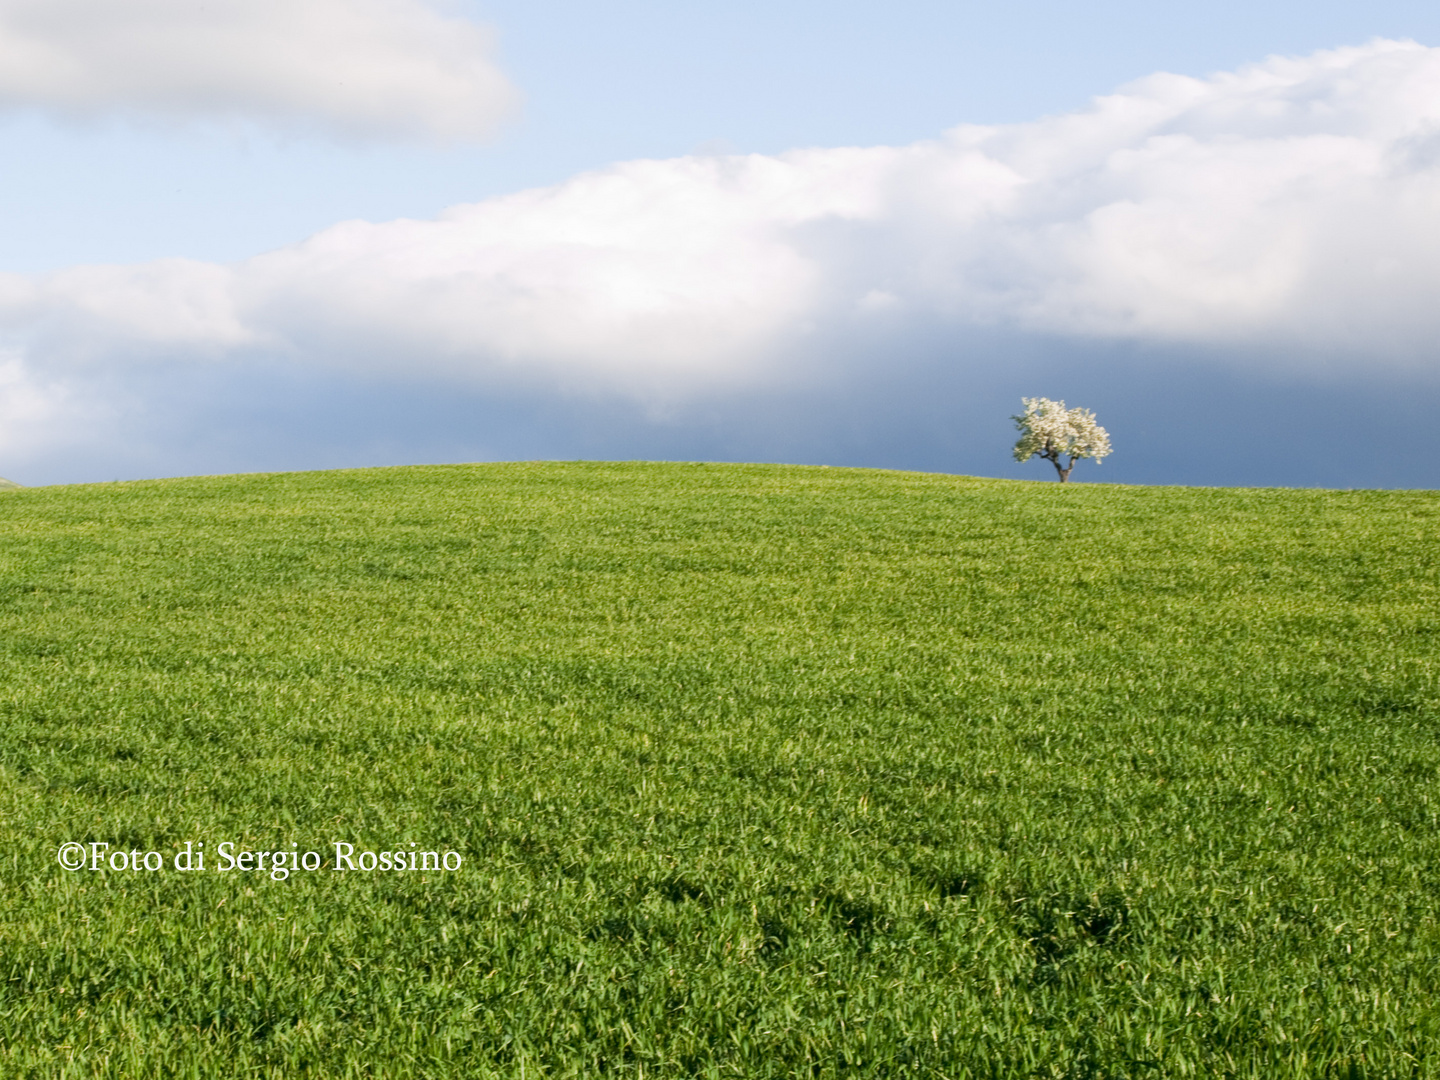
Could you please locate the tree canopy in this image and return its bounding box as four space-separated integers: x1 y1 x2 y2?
1012 398 1111 482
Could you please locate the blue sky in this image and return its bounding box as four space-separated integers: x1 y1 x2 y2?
1 0 1439 487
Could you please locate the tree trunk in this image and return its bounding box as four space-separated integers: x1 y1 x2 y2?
1042 448 1074 482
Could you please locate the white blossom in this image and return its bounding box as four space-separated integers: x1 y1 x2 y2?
1012 398 1111 482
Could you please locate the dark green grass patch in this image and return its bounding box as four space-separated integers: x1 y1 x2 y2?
1 462 1438 1076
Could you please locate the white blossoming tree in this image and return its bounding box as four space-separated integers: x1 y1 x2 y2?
1012 397 1112 483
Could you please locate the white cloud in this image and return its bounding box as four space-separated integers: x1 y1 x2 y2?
0 351 114 462
5 39 1440 412
0 0 517 140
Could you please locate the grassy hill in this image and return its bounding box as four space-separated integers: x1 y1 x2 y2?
2 461 1437 1077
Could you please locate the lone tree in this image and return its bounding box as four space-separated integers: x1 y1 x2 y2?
1012 397 1112 482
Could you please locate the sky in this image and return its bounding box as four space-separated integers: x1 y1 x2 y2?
2 0 1440 488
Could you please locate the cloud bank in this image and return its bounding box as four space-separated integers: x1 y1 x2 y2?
0 0 517 139
3 41 1440 484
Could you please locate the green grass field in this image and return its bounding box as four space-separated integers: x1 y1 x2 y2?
2 461 1438 1077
